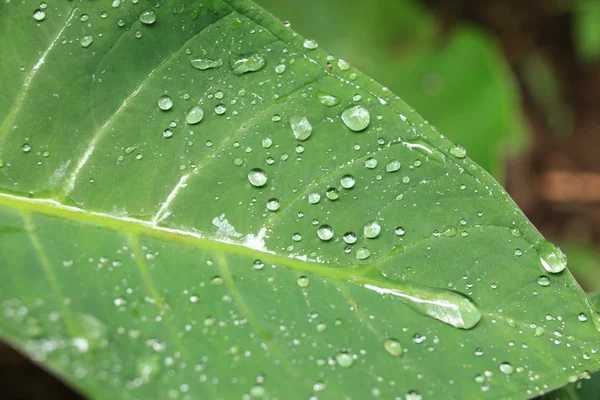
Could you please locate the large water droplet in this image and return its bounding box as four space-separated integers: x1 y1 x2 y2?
538 240 567 273
341 105 370 132
230 53 266 75
326 188 339 201
355 247 371 260
499 362 513 375
266 198 280 211
317 225 334 241
158 95 173 111
248 169 267 187
316 91 340 107
336 352 353 368
343 232 357 244
385 160 401 173
365 157 378 169
33 9 46 21
537 275 550 287
357 274 481 329
289 116 313 141
308 192 321 204
383 339 403 357
364 221 381 239
340 174 355 189
186 106 204 125
449 144 467 159
80 35 94 48
190 57 223 70
303 39 318 49
139 9 157 25
297 276 310 288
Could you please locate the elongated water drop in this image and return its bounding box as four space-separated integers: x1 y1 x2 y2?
303 39 318 49
289 116 313 141
538 240 567 273
342 105 370 132
80 35 94 48
449 144 467 158
316 91 340 107
190 57 223 70
385 160 401 173
186 106 204 125
383 339 403 357
404 139 446 163
357 275 481 329
248 169 267 187
230 53 266 75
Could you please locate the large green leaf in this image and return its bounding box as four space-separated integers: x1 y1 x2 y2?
0 1 598 399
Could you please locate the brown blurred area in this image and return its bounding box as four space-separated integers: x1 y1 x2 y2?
2 0 600 399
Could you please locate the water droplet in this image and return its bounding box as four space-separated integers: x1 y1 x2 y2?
538 240 567 273
385 160 401 173
230 53 266 75
80 34 94 48
308 192 321 204
364 221 381 239
355 247 371 260
289 116 313 141
139 9 157 25
313 381 327 392
343 232 357 244
341 105 370 132
303 38 318 49
214 103 227 115
578 313 588 322
185 106 204 125
404 139 446 163
316 91 340 107
274 63 286 74
266 198 280 211
537 276 550 287
22 143 31 153
338 59 350 70
261 137 272 148
292 233 302 242
365 158 378 169
248 169 267 187
449 144 467 158
317 225 334 241
297 276 310 288
383 339 403 357
189 294 200 303
136 354 160 383
326 188 339 200
499 362 513 375
162 129 173 138
190 57 223 70
211 276 224 285
158 95 173 111
336 352 353 368
340 174 355 189
395 227 405 236
253 259 264 271
33 9 45 21
249 384 266 398
359 276 481 329
70 314 108 353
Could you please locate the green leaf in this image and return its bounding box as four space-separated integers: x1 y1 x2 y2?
256 0 529 181
0 1 598 399
574 0 600 63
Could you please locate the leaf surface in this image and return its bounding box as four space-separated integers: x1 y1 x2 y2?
0 1 598 399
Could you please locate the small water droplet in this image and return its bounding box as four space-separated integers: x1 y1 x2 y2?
336 352 353 368
136 354 161 383
578 313 588 322
308 192 321 204
383 339 403 357
162 129 173 138
214 103 226 115
338 59 350 70
449 144 467 158
342 105 370 132
253 259 264 271
185 106 204 125
355 247 371 260
316 91 340 107
33 9 46 21
395 227 405 236
303 38 318 49
211 276 224 285
499 362 513 375
70 314 108 353
364 221 381 239
230 53 266 75
248 168 267 187
340 174 355 189
326 188 339 201
364 158 378 169
80 34 94 48
385 160 401 173
158 95 173 111
343 232 357 244
537 276 550 287
538 240 567 273
297 276 310 288
289 116 313 141
317 225 334 241
249 384 266 398
266 198 280 211
274 63 286 74
139 9 157 25
190 57 223 70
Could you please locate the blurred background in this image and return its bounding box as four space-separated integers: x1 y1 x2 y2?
3 0 600 398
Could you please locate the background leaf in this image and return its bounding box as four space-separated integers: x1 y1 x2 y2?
0 1 598 399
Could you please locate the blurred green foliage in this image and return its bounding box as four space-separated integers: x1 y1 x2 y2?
574 0 600 63
257 0 529 180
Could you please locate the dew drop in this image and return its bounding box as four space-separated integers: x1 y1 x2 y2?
308 192 321 204
364 221 381 239
274 63 286 74
303 38 318 49
158 95 173 111
385 160 401 173
248 169 267 187
341 105 370 132
136 355 161 383
230 53 266 75
336 352 353 368
537 276 550 287
297 276 310 288
162 129 173 138
317 225 334 241
365 158 378 169
249 384 266 398
190 57 223 70
266 198 280 211
33 9 46 21
499 362 513 375
449 144 467 158
139 9 157 25
343 232 357 244
538 240 567 273
578 312 588 322
70 314 108 353
185 106 204 125
316 91 340 107
326 188 339 201
383 339 403 357
340 174 355 189
395 227 405 236
80 34 94 48
355 247 371 260
289 116 313 141
338 59 350 70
